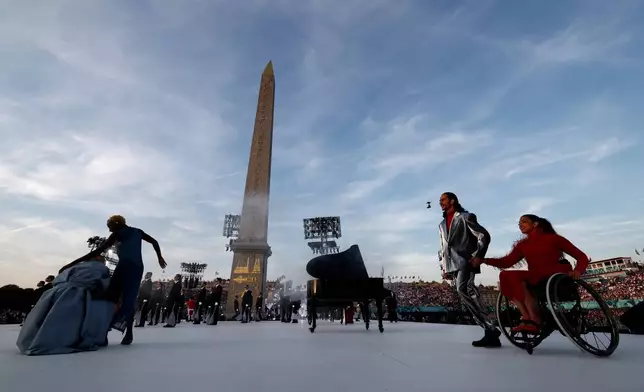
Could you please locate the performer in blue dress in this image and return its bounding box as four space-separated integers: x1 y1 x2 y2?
60 215 167 345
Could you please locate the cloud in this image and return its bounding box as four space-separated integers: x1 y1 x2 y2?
475 132 634 183
517 197 560 215
1 1 643 288
0 216 95 285
523 25 632 66
587 137 634 162
339 116 493 201
0 135 172 199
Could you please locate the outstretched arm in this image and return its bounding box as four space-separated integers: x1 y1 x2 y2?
465 213 491 259
483 242 524 269
141 231 166 268
60 233 117 273
557 235 589 274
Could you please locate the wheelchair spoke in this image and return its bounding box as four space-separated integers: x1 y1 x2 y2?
573 300 613 353
496 294 524 347
592 333 607 351
547 274 619 357
495 292 546 350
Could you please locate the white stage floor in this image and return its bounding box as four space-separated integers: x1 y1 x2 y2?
1 321 642 392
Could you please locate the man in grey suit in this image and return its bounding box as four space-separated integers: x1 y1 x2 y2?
438 192 501 348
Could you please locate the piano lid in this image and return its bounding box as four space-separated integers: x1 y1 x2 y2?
306 245 369 280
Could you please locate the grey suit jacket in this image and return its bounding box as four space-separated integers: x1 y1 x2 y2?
438 211 491 274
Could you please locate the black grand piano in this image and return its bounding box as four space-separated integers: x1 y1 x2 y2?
306 245 388 333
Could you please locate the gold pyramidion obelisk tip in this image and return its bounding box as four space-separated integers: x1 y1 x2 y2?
263 61 274 76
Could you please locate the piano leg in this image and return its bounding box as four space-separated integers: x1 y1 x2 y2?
376 298 384 333
308 301 317 333
361 301 369 330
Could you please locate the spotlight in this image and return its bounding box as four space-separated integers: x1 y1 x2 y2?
180 262 208 289
303 217 342 239
303 216 342 255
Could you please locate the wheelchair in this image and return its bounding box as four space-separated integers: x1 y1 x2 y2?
495 273 620 356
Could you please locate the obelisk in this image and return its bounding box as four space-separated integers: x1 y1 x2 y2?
225 61 275 318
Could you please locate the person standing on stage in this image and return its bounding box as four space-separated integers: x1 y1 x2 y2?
164 274 182 328
135 272 153 328
208 278 223 323
241 286 253 323
385 290 398 323
194 284 207 324
150 281 164 325
186 298 196 321
212 279 223 310
233 295 240 320
255 293 263 322
60 215 167 345
438 192 501 348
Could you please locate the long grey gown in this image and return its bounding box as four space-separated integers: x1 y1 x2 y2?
17 261 114 355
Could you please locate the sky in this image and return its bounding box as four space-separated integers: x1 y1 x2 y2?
1 0 644 288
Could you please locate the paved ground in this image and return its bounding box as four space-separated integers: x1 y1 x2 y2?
1 320 641 392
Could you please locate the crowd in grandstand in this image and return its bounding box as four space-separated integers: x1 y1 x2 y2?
388 281 462 309
582 270 644 301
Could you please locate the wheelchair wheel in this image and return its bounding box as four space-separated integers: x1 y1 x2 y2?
546 273 620 357
495 292 528 350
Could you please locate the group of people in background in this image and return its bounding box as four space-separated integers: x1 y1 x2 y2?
130 279 270 327
135 275 226 327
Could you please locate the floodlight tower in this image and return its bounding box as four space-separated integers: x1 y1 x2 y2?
222 214 241 251
302 216 342 255
180 262 208 290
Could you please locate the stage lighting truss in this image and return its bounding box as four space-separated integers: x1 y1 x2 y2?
303 216 342 240
223 214 241 251
223 214 241 238
303 216 342 254
180 262 208 289
307 240 340 255
180 262 208 275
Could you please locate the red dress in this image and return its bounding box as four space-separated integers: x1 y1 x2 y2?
345 306 355 324
484 232 589 301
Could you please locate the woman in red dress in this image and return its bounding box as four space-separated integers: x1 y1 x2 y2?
186 298 196 321
472 214 589 333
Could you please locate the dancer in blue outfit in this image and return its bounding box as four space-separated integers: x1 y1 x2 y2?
60 215 167 345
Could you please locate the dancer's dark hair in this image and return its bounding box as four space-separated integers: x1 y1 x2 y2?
496 214 558 271
522 214 557 234
442 192 465 218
